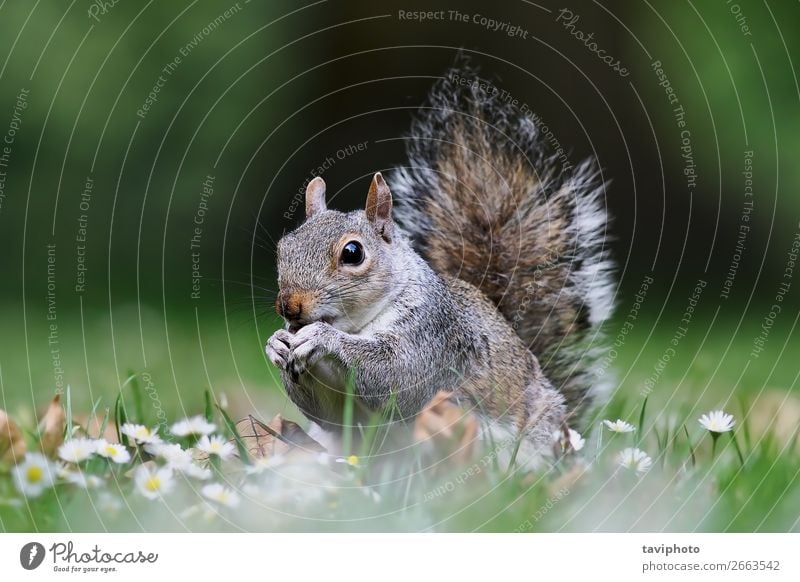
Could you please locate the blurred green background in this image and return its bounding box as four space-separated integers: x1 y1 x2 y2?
0 0 798 435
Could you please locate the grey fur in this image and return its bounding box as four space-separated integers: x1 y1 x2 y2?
266 65 614 460
391 64 615 421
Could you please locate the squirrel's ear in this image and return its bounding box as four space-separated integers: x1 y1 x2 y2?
305 177 327 218
365 172 393 242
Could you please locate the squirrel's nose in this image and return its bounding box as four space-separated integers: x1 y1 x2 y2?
276 288 313 321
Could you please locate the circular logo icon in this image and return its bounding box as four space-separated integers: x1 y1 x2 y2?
20 542 46 570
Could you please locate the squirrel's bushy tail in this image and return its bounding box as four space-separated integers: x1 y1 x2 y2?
392 64 615 421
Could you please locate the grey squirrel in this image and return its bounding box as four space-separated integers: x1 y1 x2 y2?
266 65 614 460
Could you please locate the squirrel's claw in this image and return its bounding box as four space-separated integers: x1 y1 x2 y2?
288 340 321 378
266 330 293 370
287 322 331 378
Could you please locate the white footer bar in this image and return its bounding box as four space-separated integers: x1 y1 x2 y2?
1 533 796 581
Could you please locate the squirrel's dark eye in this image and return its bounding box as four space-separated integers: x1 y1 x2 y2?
340 241 364 266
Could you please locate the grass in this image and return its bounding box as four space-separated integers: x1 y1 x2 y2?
0 304 798 532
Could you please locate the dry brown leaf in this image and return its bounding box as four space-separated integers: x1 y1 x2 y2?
38 395 66 457
234 414 326 460
0 409 28 463
413 391 479 463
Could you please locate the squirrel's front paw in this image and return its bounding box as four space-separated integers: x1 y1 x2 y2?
288 322 333 378
266 329 293 370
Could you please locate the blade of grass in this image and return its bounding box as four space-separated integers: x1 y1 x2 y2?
637 396 648 446
341 369 356 456
115 393 129 446
124 372 145 425
369 392 398 459
65 385 73 439
596 422 603 456
357 413 380 461
85 397 102 435
736 392 752 450
507 430 526 473
508 410 545 473
683 424 696 468
730 431 745 467
659 422 671 469
21 427 38 441
98 407 111 440
216 404 250 465
88 396 102 420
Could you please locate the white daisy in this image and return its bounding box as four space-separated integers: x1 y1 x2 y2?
120 423 162 445
58 438 96 463
12 453 56 497
201 483 240 508
94 440 131 464
195 435 235 460
618 448 653 474
603 419 636 433
698 410 735 433
134 465 175 500
171 415 216 437
145 442 192 469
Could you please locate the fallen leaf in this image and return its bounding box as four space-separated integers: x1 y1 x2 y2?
234 414 326 460
38 395 66 457
0 409 28 463
413 391 479 464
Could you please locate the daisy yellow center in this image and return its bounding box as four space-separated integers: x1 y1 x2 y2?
105 445 118 456
26 466 44 483
346 455 359 466
136 429 150 439
210 442 221 452
145 476 162 492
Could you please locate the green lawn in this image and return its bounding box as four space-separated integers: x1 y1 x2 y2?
1 303 798 532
